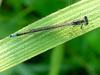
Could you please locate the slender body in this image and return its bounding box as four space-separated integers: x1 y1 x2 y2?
10 16 88 37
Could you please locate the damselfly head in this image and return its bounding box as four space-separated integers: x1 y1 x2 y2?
84 16 88 25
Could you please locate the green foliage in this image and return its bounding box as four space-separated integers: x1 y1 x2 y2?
0 0 100 75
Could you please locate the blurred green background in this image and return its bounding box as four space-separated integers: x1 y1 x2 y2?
0 0 100 75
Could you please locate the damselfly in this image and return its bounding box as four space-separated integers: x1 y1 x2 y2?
10 16 88 37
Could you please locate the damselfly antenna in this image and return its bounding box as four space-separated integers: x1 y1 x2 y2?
10 16 89 37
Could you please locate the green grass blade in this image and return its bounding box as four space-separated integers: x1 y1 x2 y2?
49 45 64 75
0 0 100 72
0 0 2 6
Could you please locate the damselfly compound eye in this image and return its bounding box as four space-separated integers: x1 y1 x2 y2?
84 16 88 25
